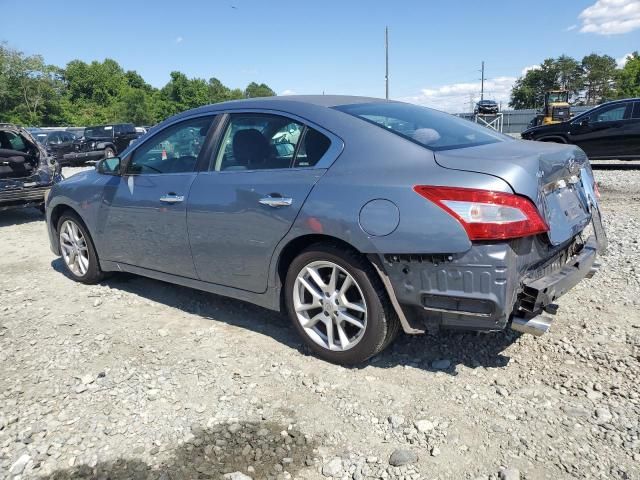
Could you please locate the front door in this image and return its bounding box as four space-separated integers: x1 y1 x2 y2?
569 102 632 158
187 112 335 293
98 115 216 278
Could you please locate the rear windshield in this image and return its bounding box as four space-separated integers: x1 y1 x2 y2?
334 102 507 151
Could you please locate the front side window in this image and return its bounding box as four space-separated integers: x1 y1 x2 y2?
334 102 507 151
214 114 330 171
127 116 213 174
591 103 629 123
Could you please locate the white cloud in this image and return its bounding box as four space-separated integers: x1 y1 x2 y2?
280 89 297 96
398 76 517 113
579 0 640 35
521 64 541 75
175 36 183 44
617 52 634 67
566 24 578 31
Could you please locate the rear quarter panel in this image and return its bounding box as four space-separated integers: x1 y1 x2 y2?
269 117 513 285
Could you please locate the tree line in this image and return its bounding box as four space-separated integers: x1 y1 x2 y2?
0 42 275 127
510 52 640 110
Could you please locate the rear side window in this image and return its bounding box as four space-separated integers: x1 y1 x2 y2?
334 102 507 151
214 113 331 171
294 128 331 167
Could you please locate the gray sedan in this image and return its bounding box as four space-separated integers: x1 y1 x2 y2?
45 96 607 364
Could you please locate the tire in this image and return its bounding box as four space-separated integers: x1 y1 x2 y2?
284 243 399 365
57 212 104 284
103 147 115 159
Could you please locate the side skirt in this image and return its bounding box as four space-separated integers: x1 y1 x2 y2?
100 260 281 312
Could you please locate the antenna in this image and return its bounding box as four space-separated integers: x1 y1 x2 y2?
385 26 389 100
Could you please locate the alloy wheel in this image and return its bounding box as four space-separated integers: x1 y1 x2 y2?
59 220 90 276
293 260 368 351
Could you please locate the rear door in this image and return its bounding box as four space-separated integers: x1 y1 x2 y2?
187 112 339 293
569 102 631 158
99 115 216 277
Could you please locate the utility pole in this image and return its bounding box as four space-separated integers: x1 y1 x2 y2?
480 61 485 101
385 26 389 100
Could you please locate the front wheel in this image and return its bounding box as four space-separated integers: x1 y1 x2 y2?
57 212 104 284
285 244 399 365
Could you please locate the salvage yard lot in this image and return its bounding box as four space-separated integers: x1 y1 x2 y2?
1 168 639 480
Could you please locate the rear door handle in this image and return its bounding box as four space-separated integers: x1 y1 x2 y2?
259 195 293 208
159 194 184 204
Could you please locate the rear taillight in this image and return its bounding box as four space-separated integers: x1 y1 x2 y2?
414 185 549 241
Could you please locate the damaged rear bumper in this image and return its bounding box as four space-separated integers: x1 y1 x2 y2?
377 232 601 335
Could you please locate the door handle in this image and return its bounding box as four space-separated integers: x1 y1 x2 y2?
159 194 184 204
259 195 293 208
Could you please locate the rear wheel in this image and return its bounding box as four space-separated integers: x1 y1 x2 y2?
57 212 104 284
285 244 398 364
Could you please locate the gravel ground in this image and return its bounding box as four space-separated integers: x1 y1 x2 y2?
0 167 639 480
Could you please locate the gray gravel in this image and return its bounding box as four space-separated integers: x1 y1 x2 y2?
0 167 638 479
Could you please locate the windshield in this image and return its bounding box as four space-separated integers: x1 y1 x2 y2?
84 126 113 137
334 102 507 151
547 92 568 103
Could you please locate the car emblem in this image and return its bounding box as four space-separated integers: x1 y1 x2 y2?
536 170 544 179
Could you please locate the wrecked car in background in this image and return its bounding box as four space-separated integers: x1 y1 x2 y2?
0 124 62 212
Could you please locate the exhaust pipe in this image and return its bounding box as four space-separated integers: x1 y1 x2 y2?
511 314 553 337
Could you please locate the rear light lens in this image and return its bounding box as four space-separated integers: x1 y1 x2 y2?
414 185 549 241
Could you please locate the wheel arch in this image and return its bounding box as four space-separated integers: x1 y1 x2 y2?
536 135 568 143
49 203 91 254
275 234 363 292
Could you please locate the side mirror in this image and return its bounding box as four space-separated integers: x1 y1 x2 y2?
580 118 590 127
96 156 122 175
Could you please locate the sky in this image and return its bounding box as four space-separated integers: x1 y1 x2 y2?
1 0 639 112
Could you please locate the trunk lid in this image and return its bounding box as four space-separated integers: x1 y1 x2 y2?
434 140 594 246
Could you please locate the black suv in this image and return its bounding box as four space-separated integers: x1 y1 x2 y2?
474 99 499 115
64 123 138 165
521 98 640 160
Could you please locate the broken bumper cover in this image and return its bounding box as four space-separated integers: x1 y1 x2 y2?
0 185 50 211
380 233 601 334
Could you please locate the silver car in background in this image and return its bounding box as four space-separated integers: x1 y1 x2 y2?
45 96 606 364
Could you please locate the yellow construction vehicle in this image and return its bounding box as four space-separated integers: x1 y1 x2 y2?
531 90 571 126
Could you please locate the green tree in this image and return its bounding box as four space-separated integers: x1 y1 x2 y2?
581 53 617 105
245 82 275 98
616 52 640 99
509 58 560 109
0 40 276 126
